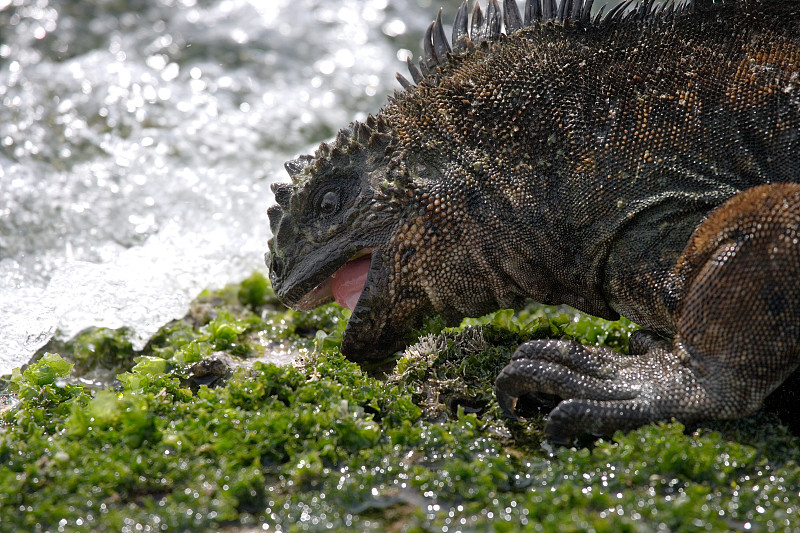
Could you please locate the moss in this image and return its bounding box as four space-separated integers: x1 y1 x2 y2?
1 271 799 532
35 327 137 375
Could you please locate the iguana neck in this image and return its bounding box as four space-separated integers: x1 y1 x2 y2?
397 157 623 321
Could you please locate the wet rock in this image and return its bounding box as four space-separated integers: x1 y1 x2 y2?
187 353 235 390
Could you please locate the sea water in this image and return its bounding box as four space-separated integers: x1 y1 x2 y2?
0 0 462 374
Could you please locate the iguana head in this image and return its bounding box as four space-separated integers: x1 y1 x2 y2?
267 116 434 360
267 101 518 361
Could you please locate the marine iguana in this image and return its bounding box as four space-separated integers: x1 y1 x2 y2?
266 0 800 440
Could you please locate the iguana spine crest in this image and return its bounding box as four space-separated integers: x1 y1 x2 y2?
396 0 691 90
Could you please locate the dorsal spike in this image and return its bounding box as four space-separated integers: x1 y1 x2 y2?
271 182 293 206
406 56 424 84
620 0 639 21
423 22 438 69
396 72 413 89
580 0 595 22
433 9 452 64
470 2 484 43
394 0 689 93
524 0 542 24
503 0 523 33
570 0 583 19
632 0 650 20
542 0 558 22
557 0 568 22
601 0 630 24
336 128 351 146
452 0 470 52
486 0 502 40
592 3 606 23
644 0 657 18
357 122 372 141
284 155 313 178
542 0 557 21
366 127 392 149
418 56 431 77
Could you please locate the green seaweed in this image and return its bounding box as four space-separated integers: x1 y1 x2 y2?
1 272 798 532
34 327 137 374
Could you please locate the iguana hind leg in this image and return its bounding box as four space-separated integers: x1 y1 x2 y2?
496 183 800 441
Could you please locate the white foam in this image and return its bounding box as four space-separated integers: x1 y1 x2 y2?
0 0 436 374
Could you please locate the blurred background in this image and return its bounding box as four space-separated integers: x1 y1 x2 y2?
0 0 468 373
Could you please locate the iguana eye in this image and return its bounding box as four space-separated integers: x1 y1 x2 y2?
318 191 340 216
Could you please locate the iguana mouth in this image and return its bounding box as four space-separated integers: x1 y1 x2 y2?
295 248 373 311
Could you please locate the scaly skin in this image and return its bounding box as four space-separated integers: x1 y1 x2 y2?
267 0 800 440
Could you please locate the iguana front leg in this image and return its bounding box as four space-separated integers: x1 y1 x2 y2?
496 183 800 442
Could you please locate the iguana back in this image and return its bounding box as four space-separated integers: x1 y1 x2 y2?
383 0 800 333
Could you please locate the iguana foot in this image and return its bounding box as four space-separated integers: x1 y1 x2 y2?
496 338 709 442
498 183 800 443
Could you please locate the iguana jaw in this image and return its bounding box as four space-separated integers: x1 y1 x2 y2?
272 243 407 360
269 241 373 310
293 248 373 311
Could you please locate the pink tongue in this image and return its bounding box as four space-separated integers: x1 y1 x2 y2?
331 256 371 311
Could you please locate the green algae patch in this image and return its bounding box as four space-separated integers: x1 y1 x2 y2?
1 272 799 532
35 327 137 375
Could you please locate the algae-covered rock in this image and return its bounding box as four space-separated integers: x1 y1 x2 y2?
1 272 798 532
